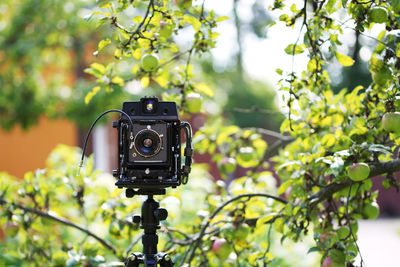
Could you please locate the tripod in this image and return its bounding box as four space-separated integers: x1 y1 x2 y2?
125 189 174 267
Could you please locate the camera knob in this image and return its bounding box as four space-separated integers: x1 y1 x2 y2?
125 188 135 198
132 215 141 224
154 208 168 221
112 169 118 178
112 121 118 128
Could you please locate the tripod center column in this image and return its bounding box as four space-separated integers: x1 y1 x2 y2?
141 196 162 255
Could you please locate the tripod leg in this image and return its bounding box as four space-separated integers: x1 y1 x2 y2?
158 253 174 267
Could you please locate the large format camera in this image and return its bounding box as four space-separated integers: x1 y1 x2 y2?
112 97 192 192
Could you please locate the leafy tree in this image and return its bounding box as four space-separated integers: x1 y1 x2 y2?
1 0 400 266
0 0 130 130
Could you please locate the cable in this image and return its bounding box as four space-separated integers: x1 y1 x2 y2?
78 109 134 172
181 121 193 184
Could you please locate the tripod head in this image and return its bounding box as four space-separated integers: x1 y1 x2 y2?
125 188 166 198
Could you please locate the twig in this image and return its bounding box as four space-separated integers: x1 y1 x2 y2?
185 193 287 265
124 0 154 47
0 197 117 254
125 235 142 256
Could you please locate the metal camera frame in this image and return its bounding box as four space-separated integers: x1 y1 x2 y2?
112 97 193 195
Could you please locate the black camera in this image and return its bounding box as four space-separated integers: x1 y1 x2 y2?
112 97 192 192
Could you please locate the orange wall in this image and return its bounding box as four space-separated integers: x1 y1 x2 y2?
0 117 77 177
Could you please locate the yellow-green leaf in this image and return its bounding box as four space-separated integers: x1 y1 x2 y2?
377 30 386 41
307 58 317 72
216 16 229 22
114 49 121 59
184 15 201 32
132 16 143 23
84 86 101 104
100 3 112 8
133 49 142 60
196 83 214 97
90 63 105 74
210 32 219 40
141 76 149 88
112 77 124 86
335 52 354 67
256 214 278 228
321 134 336 147
98 38 111 52
396 44 400 58
284 44 304 55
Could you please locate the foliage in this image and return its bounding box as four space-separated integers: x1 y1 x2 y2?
0 145 317 266
1 0 400 266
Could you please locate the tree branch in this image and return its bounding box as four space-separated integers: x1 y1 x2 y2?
230 106 283 115
244 127 292 141
0 197 117 254
308 159 400 205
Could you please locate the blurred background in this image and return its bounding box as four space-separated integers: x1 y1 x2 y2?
0 0 399 265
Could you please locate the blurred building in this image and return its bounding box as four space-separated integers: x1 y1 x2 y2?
0 117 77 177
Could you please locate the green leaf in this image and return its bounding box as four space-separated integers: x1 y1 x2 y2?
368 144 391 154
326 0 336 14
284 44 304 55
335 52 354 67
278 180 294 195
307 247 321 254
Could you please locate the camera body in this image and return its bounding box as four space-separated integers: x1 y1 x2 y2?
113 97 191 191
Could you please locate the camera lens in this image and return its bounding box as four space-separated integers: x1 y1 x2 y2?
143 138 153 148
134 129 162 157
